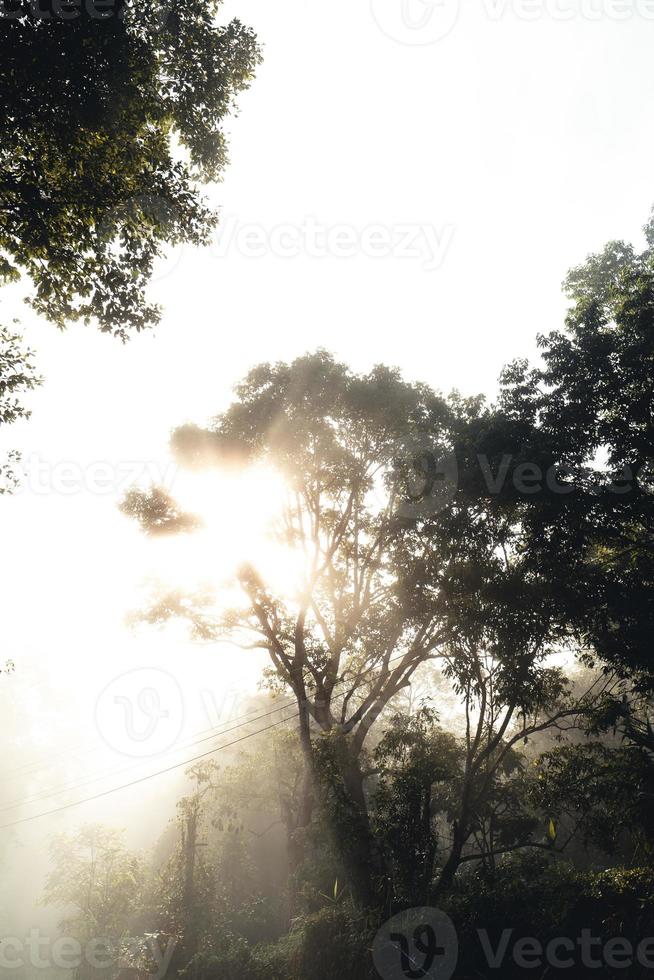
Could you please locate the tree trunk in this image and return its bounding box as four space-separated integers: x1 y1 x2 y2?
285 765 315 883
433 820 466 900
328 753 386 909
283 696 316 909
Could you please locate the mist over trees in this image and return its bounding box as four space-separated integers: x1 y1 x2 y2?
2 7 654 974
108 212 654 976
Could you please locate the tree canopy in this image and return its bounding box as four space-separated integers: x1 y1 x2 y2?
124 351 609 906
492 209 654 683
1 0 260 335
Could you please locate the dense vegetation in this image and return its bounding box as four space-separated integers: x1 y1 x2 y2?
1 0 260 335
96 213 654 976
3 9 653 975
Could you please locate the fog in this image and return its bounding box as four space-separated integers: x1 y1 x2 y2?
2 1 654 978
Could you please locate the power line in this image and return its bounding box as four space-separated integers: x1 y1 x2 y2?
0 653 412 830
5 743 104 782
2 689 300 782
4 646 364 783
0 714 296 831
0 697 300 814
3 654 337 786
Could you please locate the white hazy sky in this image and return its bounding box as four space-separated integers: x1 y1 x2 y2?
1 0 654 889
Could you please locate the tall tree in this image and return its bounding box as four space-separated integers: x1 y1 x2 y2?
124 352 592 906
493 207 654 683
127 352 463 903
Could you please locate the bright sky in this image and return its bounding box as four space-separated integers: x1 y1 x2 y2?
1 0 654 877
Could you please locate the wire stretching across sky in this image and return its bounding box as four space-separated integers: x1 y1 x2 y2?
0 713 298 831
0 697 301 815
0 653 413 830
1 693 298 784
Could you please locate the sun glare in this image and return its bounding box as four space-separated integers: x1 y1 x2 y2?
149 464 305 598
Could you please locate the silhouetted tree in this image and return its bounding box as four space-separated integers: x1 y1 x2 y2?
125 352 602 906
493 206 654 684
